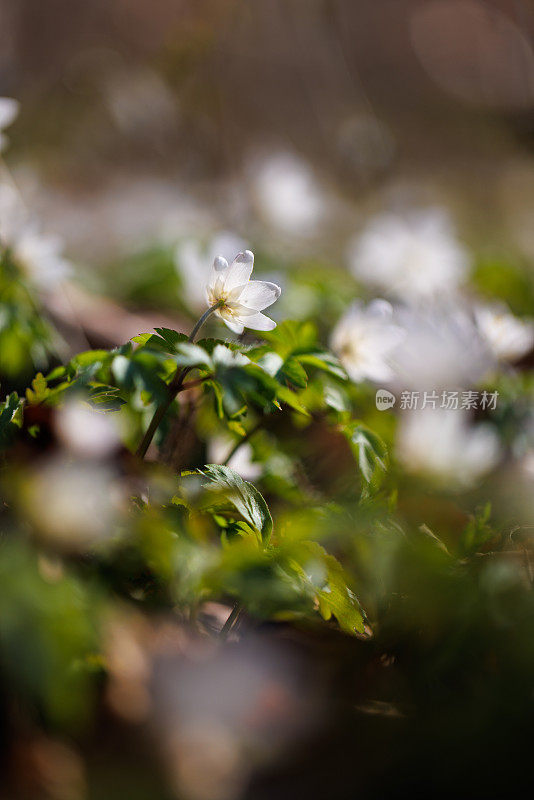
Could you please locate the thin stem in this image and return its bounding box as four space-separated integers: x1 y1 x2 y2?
222 422 261 466
188 301 223 343
135 301 222 459
219 601 244 640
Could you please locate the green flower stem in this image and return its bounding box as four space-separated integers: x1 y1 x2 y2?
135 301 223 459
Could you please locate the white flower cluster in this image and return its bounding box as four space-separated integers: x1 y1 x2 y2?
334 210 534 387
332 207 534 487
0 97 71 292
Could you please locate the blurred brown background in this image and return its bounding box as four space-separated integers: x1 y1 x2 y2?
3 0 534 263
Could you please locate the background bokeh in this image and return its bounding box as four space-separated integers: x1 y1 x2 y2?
3 3 534 800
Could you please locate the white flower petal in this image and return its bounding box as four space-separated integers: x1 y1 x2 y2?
237 280 282 310
225 250 254 291
237 311 277 331
219 313 245 334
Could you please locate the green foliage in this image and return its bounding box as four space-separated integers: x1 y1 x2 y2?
198 464 274 543
0 392 23 446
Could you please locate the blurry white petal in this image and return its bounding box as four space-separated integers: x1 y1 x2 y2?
348 208 469 301
331 301 404 384
397 408 500 488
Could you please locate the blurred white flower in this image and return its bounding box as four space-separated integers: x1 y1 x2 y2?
0 96 19 151
0 180 71 290
252 152 325 235
13 228 72 290
475 303 534 362
390 304 493 390
175 231 247 311
208 437 262 482
331 300 404 383
24 457 121 548
55 398 122 459
206 250 281 334
397 408 500 488
348 209 470 300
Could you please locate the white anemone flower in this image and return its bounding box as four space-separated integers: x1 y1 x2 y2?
331 300 405 383
175 231 247 311
206 250 281 334
474 303 534 362
348 209 470 300
397 408 500 489
0 97 19 152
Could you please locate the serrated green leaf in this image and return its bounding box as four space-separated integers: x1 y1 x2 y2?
25 372 49 404
200 464 273 544
0 392 23 446
298 541 365 634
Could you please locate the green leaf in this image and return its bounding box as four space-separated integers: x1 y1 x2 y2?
298 541 365 634
298 352 347 380
25 372 49 404
262 320 318 357
276 385 310 416
343 422 388 484
154 328 189 349
323 382 349 413
0 392 23 446
280 357 308 388
199 464 273 544
72 350 110 368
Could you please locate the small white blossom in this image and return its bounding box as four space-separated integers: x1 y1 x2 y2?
206 250 281 334
331 300 405 383
0 180 71 290
0 97 19 152
474 303 534 362
396 408 500 488
348 209 470 300
175 231 247 311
